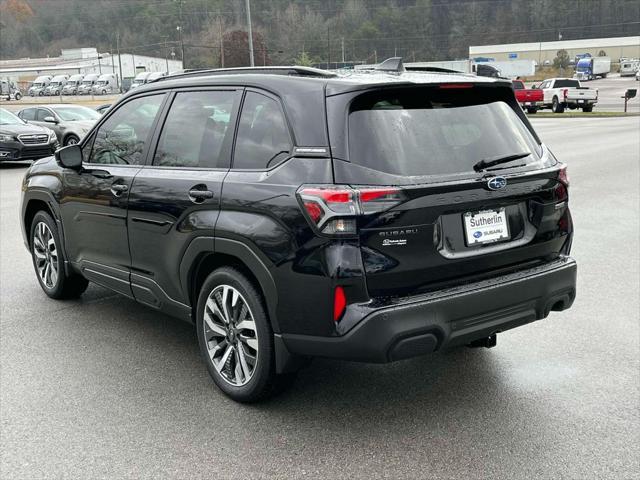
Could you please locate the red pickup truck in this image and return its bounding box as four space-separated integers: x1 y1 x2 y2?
513 80 543 114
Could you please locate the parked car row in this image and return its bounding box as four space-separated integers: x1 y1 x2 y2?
1 103 103 162
514 78 598 113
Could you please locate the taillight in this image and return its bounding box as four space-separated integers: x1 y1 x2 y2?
558 165 569 187
555 165 569 201
333 286 346 322
298 185 404 236
563 88 568 100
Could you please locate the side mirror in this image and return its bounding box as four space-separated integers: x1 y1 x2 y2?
55 144 83 170
43 116 58 124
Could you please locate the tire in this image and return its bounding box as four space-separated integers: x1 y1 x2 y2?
582 105 593 113
196 267 292 402
30 211 88 299
101 89 107 95
14 92 22 101
526 108 537 114
64 134 80 146
552 96 565 113
38 91 44 96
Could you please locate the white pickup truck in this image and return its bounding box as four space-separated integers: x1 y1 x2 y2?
537 78 598 113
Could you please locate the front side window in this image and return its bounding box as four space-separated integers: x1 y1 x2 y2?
88 94 164 165
153 91 237 168
36 109 52 121
19 109 36 121
233 92 291 170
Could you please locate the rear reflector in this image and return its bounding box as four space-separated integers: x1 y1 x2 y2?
333 286 346 322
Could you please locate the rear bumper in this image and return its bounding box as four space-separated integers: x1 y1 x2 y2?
281 257 576 363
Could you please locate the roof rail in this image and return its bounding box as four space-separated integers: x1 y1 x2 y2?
405 65 461 74
155 66 337 82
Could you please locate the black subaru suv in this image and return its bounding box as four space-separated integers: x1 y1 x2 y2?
20 63 576 402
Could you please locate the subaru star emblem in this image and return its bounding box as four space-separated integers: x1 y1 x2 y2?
473 231 483 239
487 176 507 190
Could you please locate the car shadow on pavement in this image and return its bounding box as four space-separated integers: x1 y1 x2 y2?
63 289 520 423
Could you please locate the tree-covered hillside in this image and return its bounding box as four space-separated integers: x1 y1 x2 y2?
1 0 638 67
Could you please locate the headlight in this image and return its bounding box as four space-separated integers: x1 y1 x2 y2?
48 130 57 141
0 134 14 142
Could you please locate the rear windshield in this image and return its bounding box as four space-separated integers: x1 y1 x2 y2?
348 88 545 178
554 79 580 88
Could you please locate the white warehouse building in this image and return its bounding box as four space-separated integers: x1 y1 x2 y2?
469 36 640 63
0 47 183 88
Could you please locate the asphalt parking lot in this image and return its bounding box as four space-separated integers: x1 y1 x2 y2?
1 117 639 479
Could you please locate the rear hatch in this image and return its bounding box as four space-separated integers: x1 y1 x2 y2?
326 82 572 297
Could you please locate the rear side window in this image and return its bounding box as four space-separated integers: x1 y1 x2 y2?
20 109 36 121
154 90 236 168
348 87 544 178
88 94 164 165
512 81 524 90
233 92 291 170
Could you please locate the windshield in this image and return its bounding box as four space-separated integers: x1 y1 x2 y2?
348 89 546 179
0 108 24 125
52 106 100 121
96 80 107 85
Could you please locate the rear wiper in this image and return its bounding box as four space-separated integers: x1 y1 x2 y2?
473 152 531 172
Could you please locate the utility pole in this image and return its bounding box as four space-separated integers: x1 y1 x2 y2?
97 54 102 74
177 26 185 68
341 38 345 64
327 26 331 69
218 16 225 68
177 0 185 68
245 0 255 67
116 31 123 92
163 37 169 73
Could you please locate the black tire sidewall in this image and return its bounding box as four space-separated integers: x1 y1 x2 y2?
30 211 66 298
64 135 79 146
196 268 275 402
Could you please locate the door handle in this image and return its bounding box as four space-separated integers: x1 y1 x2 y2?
110 183 129 196
188 189 214 202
